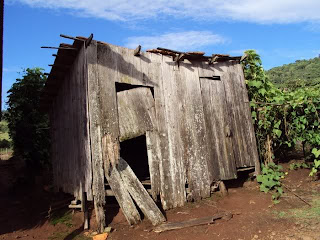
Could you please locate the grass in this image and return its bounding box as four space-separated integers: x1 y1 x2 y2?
49 210 73 227
274 197 320 223
290 199 320 220
47 210 92 240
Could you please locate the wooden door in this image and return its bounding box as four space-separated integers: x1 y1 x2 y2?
200 76 237 180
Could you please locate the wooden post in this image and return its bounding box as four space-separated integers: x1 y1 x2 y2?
82 192 89 230
219 181 228 196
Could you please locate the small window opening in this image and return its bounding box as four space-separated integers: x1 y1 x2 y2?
199 76 221 81
115 82 154 98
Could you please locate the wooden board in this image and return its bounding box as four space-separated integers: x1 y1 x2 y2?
117 87 156 141
150 53 175 210
153 212 232 233
117 157 166 225
97 43 121 170
87 41 106 232
178 61 211 200
221 62 258 169
198 61 237 180
160 56 186 207
106 162 141 225
233 63 260 173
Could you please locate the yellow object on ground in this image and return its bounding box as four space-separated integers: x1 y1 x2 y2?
92 233 108 240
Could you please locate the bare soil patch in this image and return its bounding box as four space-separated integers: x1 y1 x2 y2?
1 161 320 240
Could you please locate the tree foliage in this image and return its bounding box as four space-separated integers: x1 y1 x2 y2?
266 57 320 89
243 50 320 192
242 51 320 202
5 68 50 171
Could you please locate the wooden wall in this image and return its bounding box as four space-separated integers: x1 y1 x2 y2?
86 41 260 211
50 44 93 202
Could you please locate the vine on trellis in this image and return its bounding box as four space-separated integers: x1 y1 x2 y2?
242 50 320 200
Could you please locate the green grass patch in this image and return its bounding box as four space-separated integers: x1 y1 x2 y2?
290 199 320 220
49 210 73 228
274 198 320 223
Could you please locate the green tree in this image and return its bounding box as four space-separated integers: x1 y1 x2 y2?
5 68 50 171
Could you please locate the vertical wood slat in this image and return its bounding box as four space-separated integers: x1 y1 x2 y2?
234 63 260 173
161 56 187 207
147 53 173 210
82 43 93 201
97 43 120 170
146 130 161 200
197 62 237 180
222 62 249 167
87 41 106 232
179 62 210 200
143 52 162 201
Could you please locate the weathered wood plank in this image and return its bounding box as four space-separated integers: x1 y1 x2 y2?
154 212 232 233
97 43 121 170
81 44 93 201
146 130 161 201
223 62 249 168
106 163 141 225
162 59 186 206
198 61 237 180
179 61 211 200
117 157 166 225
159 55 183 208
234 63 260 173
117 87 155 141
87 41 106 232
142 52 162 201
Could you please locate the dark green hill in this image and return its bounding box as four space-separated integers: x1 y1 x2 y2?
266 57 320 88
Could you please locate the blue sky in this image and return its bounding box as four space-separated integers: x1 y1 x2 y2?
3 0 320 108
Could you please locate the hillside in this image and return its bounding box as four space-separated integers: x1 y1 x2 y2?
266 57 320 88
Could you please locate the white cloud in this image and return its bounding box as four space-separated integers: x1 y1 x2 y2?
125 31 226 51
11 0 320 24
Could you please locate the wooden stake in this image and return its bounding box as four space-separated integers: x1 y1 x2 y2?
60 34 85 41
82 192 89 230
85 33 94 47
134 45 141 56
219 181 228 196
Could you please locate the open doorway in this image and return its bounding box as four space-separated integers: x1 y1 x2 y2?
120 135 150 182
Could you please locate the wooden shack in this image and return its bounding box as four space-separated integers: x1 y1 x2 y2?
40 34 260 232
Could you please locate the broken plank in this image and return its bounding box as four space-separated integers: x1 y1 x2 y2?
153 212 232 233
106 164 141 225
117 157 166 226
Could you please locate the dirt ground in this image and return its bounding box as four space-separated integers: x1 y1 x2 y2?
1 159 320 240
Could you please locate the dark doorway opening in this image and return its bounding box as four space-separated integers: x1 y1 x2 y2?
120 135 150 182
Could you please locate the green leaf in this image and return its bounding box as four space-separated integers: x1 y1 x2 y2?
248 80 263 88
273 129 282 138
312 148 320 158
260 184 269 193
258 88 267 96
